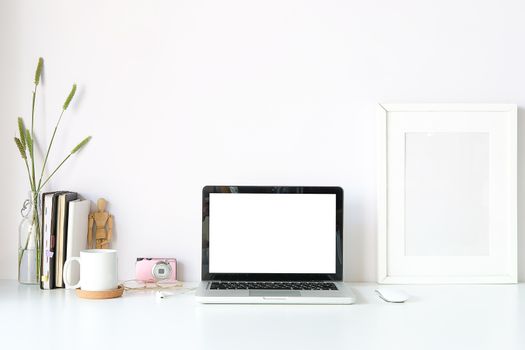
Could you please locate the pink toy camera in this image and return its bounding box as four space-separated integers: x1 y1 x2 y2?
135 258 177 282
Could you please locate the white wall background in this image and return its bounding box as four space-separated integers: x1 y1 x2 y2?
1 0 525 282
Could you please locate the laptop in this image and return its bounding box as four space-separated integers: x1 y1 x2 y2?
196 186 356 304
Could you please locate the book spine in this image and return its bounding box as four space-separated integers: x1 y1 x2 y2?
48 194 58 289
55 196 65 288
40 194 48 290
55 192 78 288
40 193 57 289
61 193 77 277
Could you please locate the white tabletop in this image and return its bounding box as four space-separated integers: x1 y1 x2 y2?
1 280 524 350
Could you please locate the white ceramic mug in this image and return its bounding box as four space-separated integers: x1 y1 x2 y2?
63 249 118 291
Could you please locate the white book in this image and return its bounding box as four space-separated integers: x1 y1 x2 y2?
65 199 91 286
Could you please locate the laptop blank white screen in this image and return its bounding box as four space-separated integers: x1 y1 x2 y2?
209 193 336 274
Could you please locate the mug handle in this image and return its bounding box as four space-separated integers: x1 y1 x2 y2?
63 257 81 289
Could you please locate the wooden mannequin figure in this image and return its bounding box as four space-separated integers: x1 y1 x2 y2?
88 198 114 249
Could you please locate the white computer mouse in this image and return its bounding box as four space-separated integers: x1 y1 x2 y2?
375 287 409 303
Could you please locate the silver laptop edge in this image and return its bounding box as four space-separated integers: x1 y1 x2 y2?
196 281 356 304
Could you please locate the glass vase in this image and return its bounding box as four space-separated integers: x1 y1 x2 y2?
18 191 42 284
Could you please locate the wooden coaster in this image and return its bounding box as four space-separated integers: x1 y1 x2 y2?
75 285 124 299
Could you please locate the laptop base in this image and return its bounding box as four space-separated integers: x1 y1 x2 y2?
196 281 356 305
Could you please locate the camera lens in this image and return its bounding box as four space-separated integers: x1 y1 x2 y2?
152 261 172 281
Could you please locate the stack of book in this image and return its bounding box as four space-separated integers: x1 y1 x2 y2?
40 192 91 290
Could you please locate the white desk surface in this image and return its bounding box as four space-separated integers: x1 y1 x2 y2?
1 280 524 350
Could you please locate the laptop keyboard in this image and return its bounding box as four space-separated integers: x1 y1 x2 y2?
209 281 338 291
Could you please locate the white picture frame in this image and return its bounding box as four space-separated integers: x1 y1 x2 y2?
377 104 517 284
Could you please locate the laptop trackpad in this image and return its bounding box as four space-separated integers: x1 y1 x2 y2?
249 290 301 297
